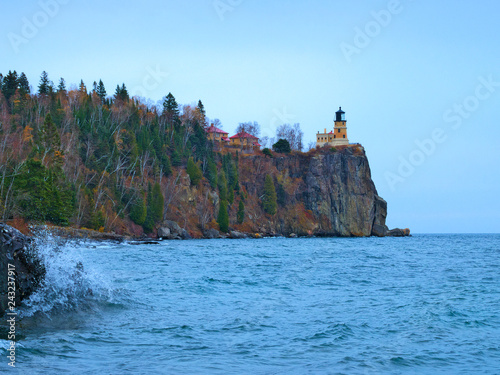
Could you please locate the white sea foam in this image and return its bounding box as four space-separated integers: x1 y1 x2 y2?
20 227 116 318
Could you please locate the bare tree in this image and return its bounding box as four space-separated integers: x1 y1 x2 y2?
236 121 260 137
275 123 304 151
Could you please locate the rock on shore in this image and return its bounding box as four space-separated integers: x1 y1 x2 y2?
0 223 45 315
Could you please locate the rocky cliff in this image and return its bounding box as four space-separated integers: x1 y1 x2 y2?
235 145 393 237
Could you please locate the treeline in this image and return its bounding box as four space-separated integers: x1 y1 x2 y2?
0 70 310 235
0 70 223 233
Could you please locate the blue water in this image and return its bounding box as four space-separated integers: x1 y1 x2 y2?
1 234 500 374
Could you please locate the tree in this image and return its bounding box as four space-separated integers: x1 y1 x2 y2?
163 92 180 128
17 72 30 96
237 200 245 224
236 121 260 137
262 174 277 215
143 182 164 233
57 78 67 93
130 192 147 225
262 148 273 158
276 123 304 151
217 200 229 232
79 79 87 94
115 83 129 101
96 79 106 102
206 159 218 189
40 113 61 157
272 139 291 154
2 70 18 101
38 71 50 95
218 169 227 201
186 157 202 186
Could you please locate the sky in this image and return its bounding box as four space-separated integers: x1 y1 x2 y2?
1 0 499 233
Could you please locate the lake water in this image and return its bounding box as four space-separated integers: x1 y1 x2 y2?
1 234 499 374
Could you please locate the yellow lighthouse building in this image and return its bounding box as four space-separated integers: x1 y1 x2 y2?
316 107 349 148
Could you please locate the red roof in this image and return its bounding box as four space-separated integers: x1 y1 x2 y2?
221 137 230 142
229 131 259 140
206 124 228 134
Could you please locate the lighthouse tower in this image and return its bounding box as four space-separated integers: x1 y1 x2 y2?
332 107 349 146
315 107 350 148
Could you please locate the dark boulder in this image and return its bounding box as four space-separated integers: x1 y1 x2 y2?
387 228 411 237
0 223 45 315
203 228 221 239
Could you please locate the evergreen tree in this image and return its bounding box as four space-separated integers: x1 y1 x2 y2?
18 72 30 96
143 182 164 233
0 73 3 89
262 174 277 215
186 157 202 186
79 79 87 94
218 169 227 201
170 148 182 166
237 200 245 224
197 100 205 116
2 70 19 101
206 159 218 189
163 92 180 128
38 71 50 95
217 200 229 233
262 148 273 157
57 78 67 93
272 139 291 154
40 113 61 154
96 79 106 102
115 83 129 101
130 192 147 225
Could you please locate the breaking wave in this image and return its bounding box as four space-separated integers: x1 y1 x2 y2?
19 227 120 319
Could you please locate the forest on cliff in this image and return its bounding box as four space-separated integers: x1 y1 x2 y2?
0 70 328 237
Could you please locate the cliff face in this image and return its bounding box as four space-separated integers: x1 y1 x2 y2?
237 146 389 237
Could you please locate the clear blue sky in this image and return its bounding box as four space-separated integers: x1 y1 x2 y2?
1 0 499 233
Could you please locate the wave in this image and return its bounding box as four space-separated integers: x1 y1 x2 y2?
19 227 120 319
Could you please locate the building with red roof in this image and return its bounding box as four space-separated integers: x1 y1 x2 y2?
206 124 230 143
229 131 261 149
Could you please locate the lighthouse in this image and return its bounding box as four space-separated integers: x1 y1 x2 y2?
315 107 350 148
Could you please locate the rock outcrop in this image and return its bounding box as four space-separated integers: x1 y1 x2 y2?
158 220 191 240
239 146 408 237
0 223 45 314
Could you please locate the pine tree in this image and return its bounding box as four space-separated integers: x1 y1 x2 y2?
38 71 50 95
186 157 202 186
206 159 218 189
57 78 67 93
18 72 30 96
262 174 277 215
143 182 164 233
237 200 245 224
163 92 181 128
218 169 227 201
79 79 87 94
197 100 205 116
96 79 106 102
115 83 129 101
217 200 229 233
130 192 147 225
41 113 61 154
2 70 19 101
170 148 182 166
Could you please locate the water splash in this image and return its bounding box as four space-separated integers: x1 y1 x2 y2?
19 227 117 318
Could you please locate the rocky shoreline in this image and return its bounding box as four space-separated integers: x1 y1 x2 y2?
35 221 411 242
